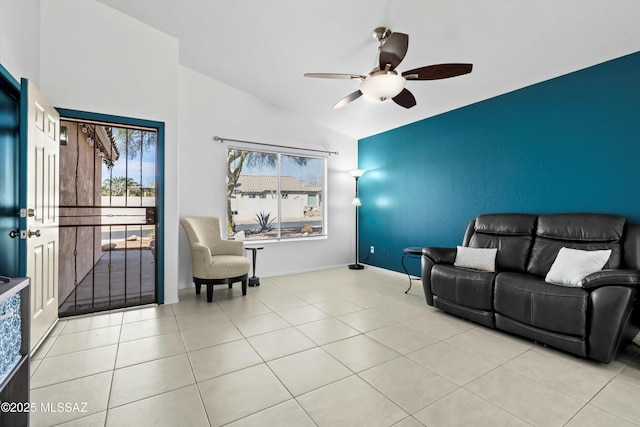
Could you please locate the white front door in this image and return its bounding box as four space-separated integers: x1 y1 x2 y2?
22 79 60 353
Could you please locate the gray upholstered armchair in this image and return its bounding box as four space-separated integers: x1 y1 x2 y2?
180 217 251 302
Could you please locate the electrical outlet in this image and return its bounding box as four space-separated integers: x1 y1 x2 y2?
370 246 375 254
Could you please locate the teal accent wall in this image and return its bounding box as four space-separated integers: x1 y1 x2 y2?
358 51 640 274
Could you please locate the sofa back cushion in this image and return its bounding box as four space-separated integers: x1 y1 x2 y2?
526 213 625 277
624 224 640 270
467 214 537 272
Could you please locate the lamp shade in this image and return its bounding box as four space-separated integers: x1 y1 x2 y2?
351 197 362 206
359 73 406 101
350 169 367 178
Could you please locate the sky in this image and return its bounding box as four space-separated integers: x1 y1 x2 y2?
103 128 157 187
240 152 324 185
103 144 324 188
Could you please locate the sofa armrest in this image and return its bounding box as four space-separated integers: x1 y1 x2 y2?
579 269 640 290
588 285 636 363
422 247 457 264
421 247 457 306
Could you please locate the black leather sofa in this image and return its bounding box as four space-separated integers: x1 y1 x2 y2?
421 213 640 363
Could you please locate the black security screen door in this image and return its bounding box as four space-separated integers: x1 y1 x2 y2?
58 120 157 317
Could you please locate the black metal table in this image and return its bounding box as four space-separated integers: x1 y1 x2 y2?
245 246 264 286
401 247 422 293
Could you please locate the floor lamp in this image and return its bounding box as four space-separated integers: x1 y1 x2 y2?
349 169 366 270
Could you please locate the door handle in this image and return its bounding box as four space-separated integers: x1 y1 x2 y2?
27 229 41 238
27 208 36 217
8 229 19 239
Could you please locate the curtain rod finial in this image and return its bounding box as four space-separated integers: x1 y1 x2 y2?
213 136 222 143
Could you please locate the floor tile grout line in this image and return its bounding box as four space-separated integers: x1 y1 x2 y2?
572 375 639 427
28 366 116 392
460 372 534 427
113 334 187 371
51 410 107 427
40 327 123 359
193 380 215 427
462 360 612 427
182 299 229 404
106 382 197 412
101 314 126 426
352 355 431 417
106 310 198 415
30 328 60 362
499 348 616 404
614 370 640 391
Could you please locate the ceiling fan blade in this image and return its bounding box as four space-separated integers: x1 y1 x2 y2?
379 32 409 71
392 89 416 109
304 73 365 80
332 90 362 109
403 63 473 80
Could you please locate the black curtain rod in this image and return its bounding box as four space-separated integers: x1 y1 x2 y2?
213 136 339 155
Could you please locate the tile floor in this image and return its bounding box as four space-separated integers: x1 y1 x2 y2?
30 267 640 427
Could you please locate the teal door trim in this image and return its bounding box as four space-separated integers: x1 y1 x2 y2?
18 79 29 277
55 108 165 304
0 65 21 277
0 64 20 91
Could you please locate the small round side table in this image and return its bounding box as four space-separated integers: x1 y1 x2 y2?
402 247 423 293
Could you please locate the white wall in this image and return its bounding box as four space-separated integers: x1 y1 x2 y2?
0 0 40 85
0 0 358 304
232 198 315 224
178 66 357 286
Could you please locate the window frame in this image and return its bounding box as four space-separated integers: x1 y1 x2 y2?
226 146 328 243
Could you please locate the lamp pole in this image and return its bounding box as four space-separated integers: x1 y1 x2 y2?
349 169 366 270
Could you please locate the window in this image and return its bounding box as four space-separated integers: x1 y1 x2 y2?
226 148 326 241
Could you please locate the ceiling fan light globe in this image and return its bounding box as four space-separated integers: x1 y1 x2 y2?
359 73 406 101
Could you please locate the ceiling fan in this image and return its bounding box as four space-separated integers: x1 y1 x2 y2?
304 27 472 109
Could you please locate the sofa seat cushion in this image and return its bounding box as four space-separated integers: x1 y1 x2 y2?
494 272 588 337
431 264 497 310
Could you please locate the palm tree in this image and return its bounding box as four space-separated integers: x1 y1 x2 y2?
112 128 156 159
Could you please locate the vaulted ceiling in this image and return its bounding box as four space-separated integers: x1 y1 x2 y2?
99 0 640 139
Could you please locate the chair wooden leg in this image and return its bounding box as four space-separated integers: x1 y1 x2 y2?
207 285 214 302
195 283 201 295
228 283 233 289
242 278 247 296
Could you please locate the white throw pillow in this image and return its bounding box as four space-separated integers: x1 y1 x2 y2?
454 246 497 272
545 247 612 286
